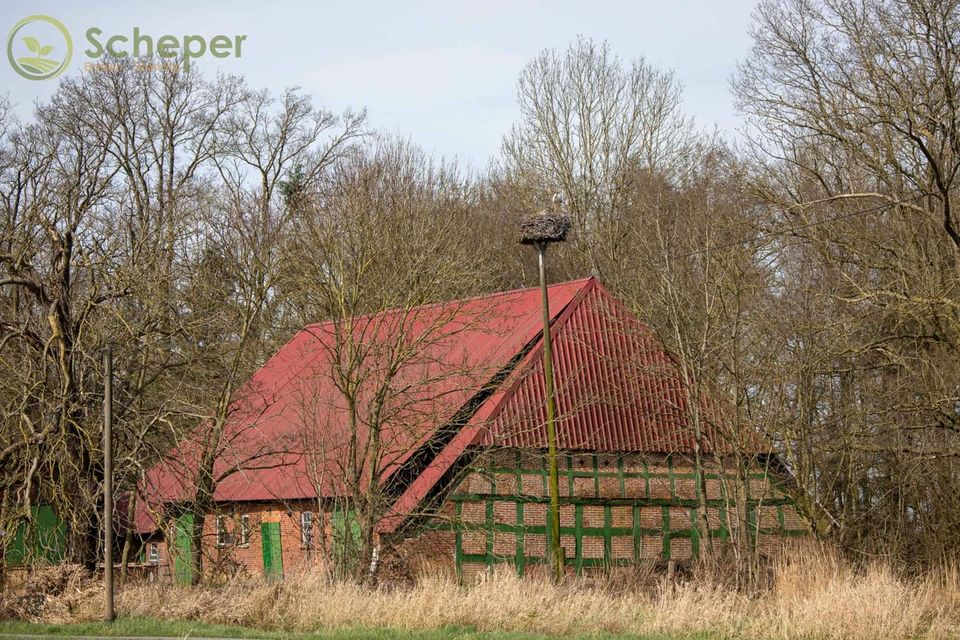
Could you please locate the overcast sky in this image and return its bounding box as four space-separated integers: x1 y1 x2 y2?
1 1 759 168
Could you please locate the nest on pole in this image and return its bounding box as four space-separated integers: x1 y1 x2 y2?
519 209 572 245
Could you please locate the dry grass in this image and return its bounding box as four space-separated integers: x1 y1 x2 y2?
7 548 960 639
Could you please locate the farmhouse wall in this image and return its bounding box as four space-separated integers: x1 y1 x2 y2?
393 448 809 581
148 499 329 581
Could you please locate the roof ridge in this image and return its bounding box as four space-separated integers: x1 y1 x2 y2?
236 278 597 422
304 277 596 330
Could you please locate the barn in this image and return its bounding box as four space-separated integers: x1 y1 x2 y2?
136 277 807 582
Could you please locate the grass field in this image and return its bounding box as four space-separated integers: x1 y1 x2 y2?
0 618 700 640
2 549 959 640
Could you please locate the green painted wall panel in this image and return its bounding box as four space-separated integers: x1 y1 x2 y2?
173 513 194 585
3 506 66 567
331 508 361 570
260 521 282 579
449 452 808 576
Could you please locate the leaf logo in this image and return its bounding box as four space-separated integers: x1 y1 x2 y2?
7 15 72 81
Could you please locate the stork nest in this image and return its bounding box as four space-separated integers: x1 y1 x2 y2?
519 210 571 245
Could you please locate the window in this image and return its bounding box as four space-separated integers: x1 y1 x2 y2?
238 514 251 547
148 542 159 565
216 515 235 547
301 511 314 548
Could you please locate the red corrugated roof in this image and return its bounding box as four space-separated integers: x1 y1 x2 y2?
377 278 760 532
140 277 764 535
138 279 591 531
480 280 731 451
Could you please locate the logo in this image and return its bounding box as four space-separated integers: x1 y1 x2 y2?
7 15 73 80
6 15 246 81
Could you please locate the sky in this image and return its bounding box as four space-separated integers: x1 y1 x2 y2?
1 1 759 169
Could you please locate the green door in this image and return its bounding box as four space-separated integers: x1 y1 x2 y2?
331 509 361 570
172 513 194 585
261 521 283 579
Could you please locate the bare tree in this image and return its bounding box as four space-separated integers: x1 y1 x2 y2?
736 0 960 255
735 0 960 562
282 137 500 577
501 36 699 280
165 85 365 582
0 82 121 567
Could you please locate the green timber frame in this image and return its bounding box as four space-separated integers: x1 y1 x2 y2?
442 451 808 577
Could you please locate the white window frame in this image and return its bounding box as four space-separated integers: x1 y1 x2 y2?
215 515 235 547
238 514 251 548
148 542 160 565
301 511 314 548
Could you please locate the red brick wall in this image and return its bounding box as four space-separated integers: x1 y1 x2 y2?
149 449 809 582
392 448 810 580
150 500 332 581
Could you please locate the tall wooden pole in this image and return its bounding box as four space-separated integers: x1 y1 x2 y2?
537 243 564 582
103 347 114 622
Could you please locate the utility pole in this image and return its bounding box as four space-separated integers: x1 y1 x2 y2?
103 347 114 622
537 242 564 582
519 198 570 583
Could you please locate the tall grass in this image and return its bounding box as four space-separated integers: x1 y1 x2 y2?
11 548 960 639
